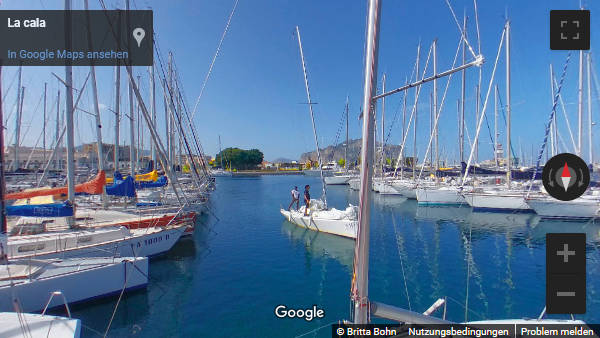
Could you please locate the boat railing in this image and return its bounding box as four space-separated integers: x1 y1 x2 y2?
41 290 72 318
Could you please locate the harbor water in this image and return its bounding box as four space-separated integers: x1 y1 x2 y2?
69 175 600 337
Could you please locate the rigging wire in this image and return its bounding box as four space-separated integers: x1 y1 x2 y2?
190 0 240 121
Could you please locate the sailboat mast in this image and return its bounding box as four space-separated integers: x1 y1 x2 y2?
353 0 381 324
114 65 120 171
64 0 76 227
587 52 593 164
345 96 349 171
56 89 61 170
84 0 106 206
43 82 47 166
295 26 328 208
149 64 157 165
167 53 173 166
505 20 511 188
578 50 584 157
0 65 7 239
129 75 135 177
433 40 438 171
381 73 386 176
14 65 22 171
460 15 466 164
413 43 420 180
494 85 498 167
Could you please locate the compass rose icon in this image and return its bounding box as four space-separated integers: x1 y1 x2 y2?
542 153 590 201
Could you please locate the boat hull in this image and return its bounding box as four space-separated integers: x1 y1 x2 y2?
280 209 357 239
416 187 466 205
464 192 532 212
324 175 352 185
0 257 148 313
526 198 599 220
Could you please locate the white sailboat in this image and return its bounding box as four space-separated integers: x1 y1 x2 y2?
281 26 358 239
0 312 81 338
526 194 600 220
0 256 148 313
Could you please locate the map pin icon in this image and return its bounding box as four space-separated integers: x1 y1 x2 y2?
133 28 145 47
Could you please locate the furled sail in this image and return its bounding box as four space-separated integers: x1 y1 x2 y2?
5 171 106 200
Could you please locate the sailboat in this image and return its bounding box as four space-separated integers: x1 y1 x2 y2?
280 26 358 239
0 312 81 338
348 0 583 326
212 136 232 177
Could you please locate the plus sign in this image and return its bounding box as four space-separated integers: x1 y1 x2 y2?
557 243 576 262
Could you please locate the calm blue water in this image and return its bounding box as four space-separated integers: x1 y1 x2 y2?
69 175 600 337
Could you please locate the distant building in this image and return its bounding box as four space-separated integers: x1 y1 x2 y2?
261 161 273 169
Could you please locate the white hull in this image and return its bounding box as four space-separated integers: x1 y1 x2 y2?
348 178 361 191
324 175 352 185
0 257 148 313
416 186 466 205
464 191 531 211
526 197 600 219
280 209 357 239
391 181 419 199
0 312 81 338
8 226 185 260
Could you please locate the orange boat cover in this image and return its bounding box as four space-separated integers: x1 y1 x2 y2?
5 171 106 200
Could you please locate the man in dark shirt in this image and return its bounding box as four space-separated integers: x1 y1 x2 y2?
303 185 311 216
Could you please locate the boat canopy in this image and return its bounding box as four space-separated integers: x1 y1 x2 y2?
106 170 158 184
5 171 106 200
6 202 74 217
136 176 167 189
106 175 136 197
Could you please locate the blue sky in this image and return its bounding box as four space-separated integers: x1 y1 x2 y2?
2 0 600 163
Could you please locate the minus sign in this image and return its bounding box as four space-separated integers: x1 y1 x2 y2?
557 291 576 297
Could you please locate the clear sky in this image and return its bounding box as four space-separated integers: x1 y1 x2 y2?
2 0 600 163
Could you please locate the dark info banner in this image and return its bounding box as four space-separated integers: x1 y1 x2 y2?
0 10 152 66
331 324 600 338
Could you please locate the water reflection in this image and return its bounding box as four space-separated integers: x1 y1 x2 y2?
281 221 355 270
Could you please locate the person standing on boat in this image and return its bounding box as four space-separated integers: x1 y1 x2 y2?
288 186 300 211
303 185 311 216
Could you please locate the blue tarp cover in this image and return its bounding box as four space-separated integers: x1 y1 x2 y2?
7 202 74 217
106 175 136 197
136 176 168 189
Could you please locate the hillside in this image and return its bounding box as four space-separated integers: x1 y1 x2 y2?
299 138 403 164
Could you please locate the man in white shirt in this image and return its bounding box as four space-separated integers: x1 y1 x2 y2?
288 186 300 211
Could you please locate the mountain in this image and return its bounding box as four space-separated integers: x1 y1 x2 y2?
299 138 404 164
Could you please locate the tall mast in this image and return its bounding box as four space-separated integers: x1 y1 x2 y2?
64 0 76 227
505 20 511 188
167 53 173 166
128 75 135 177
84 0 106 207
0 65 8 242
149 64 157 166
43 82 47 167
494 85 498 167
550 64 557 156
14 65 22 171
460 15 467 165
413 43 420 180
433 40 438 171
345 95 349 171
381 73 386 176
578 50 584 157
587 52 593 164
352 0 381 324
295 26 328 208
56 89 61 170
114 65 120 171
